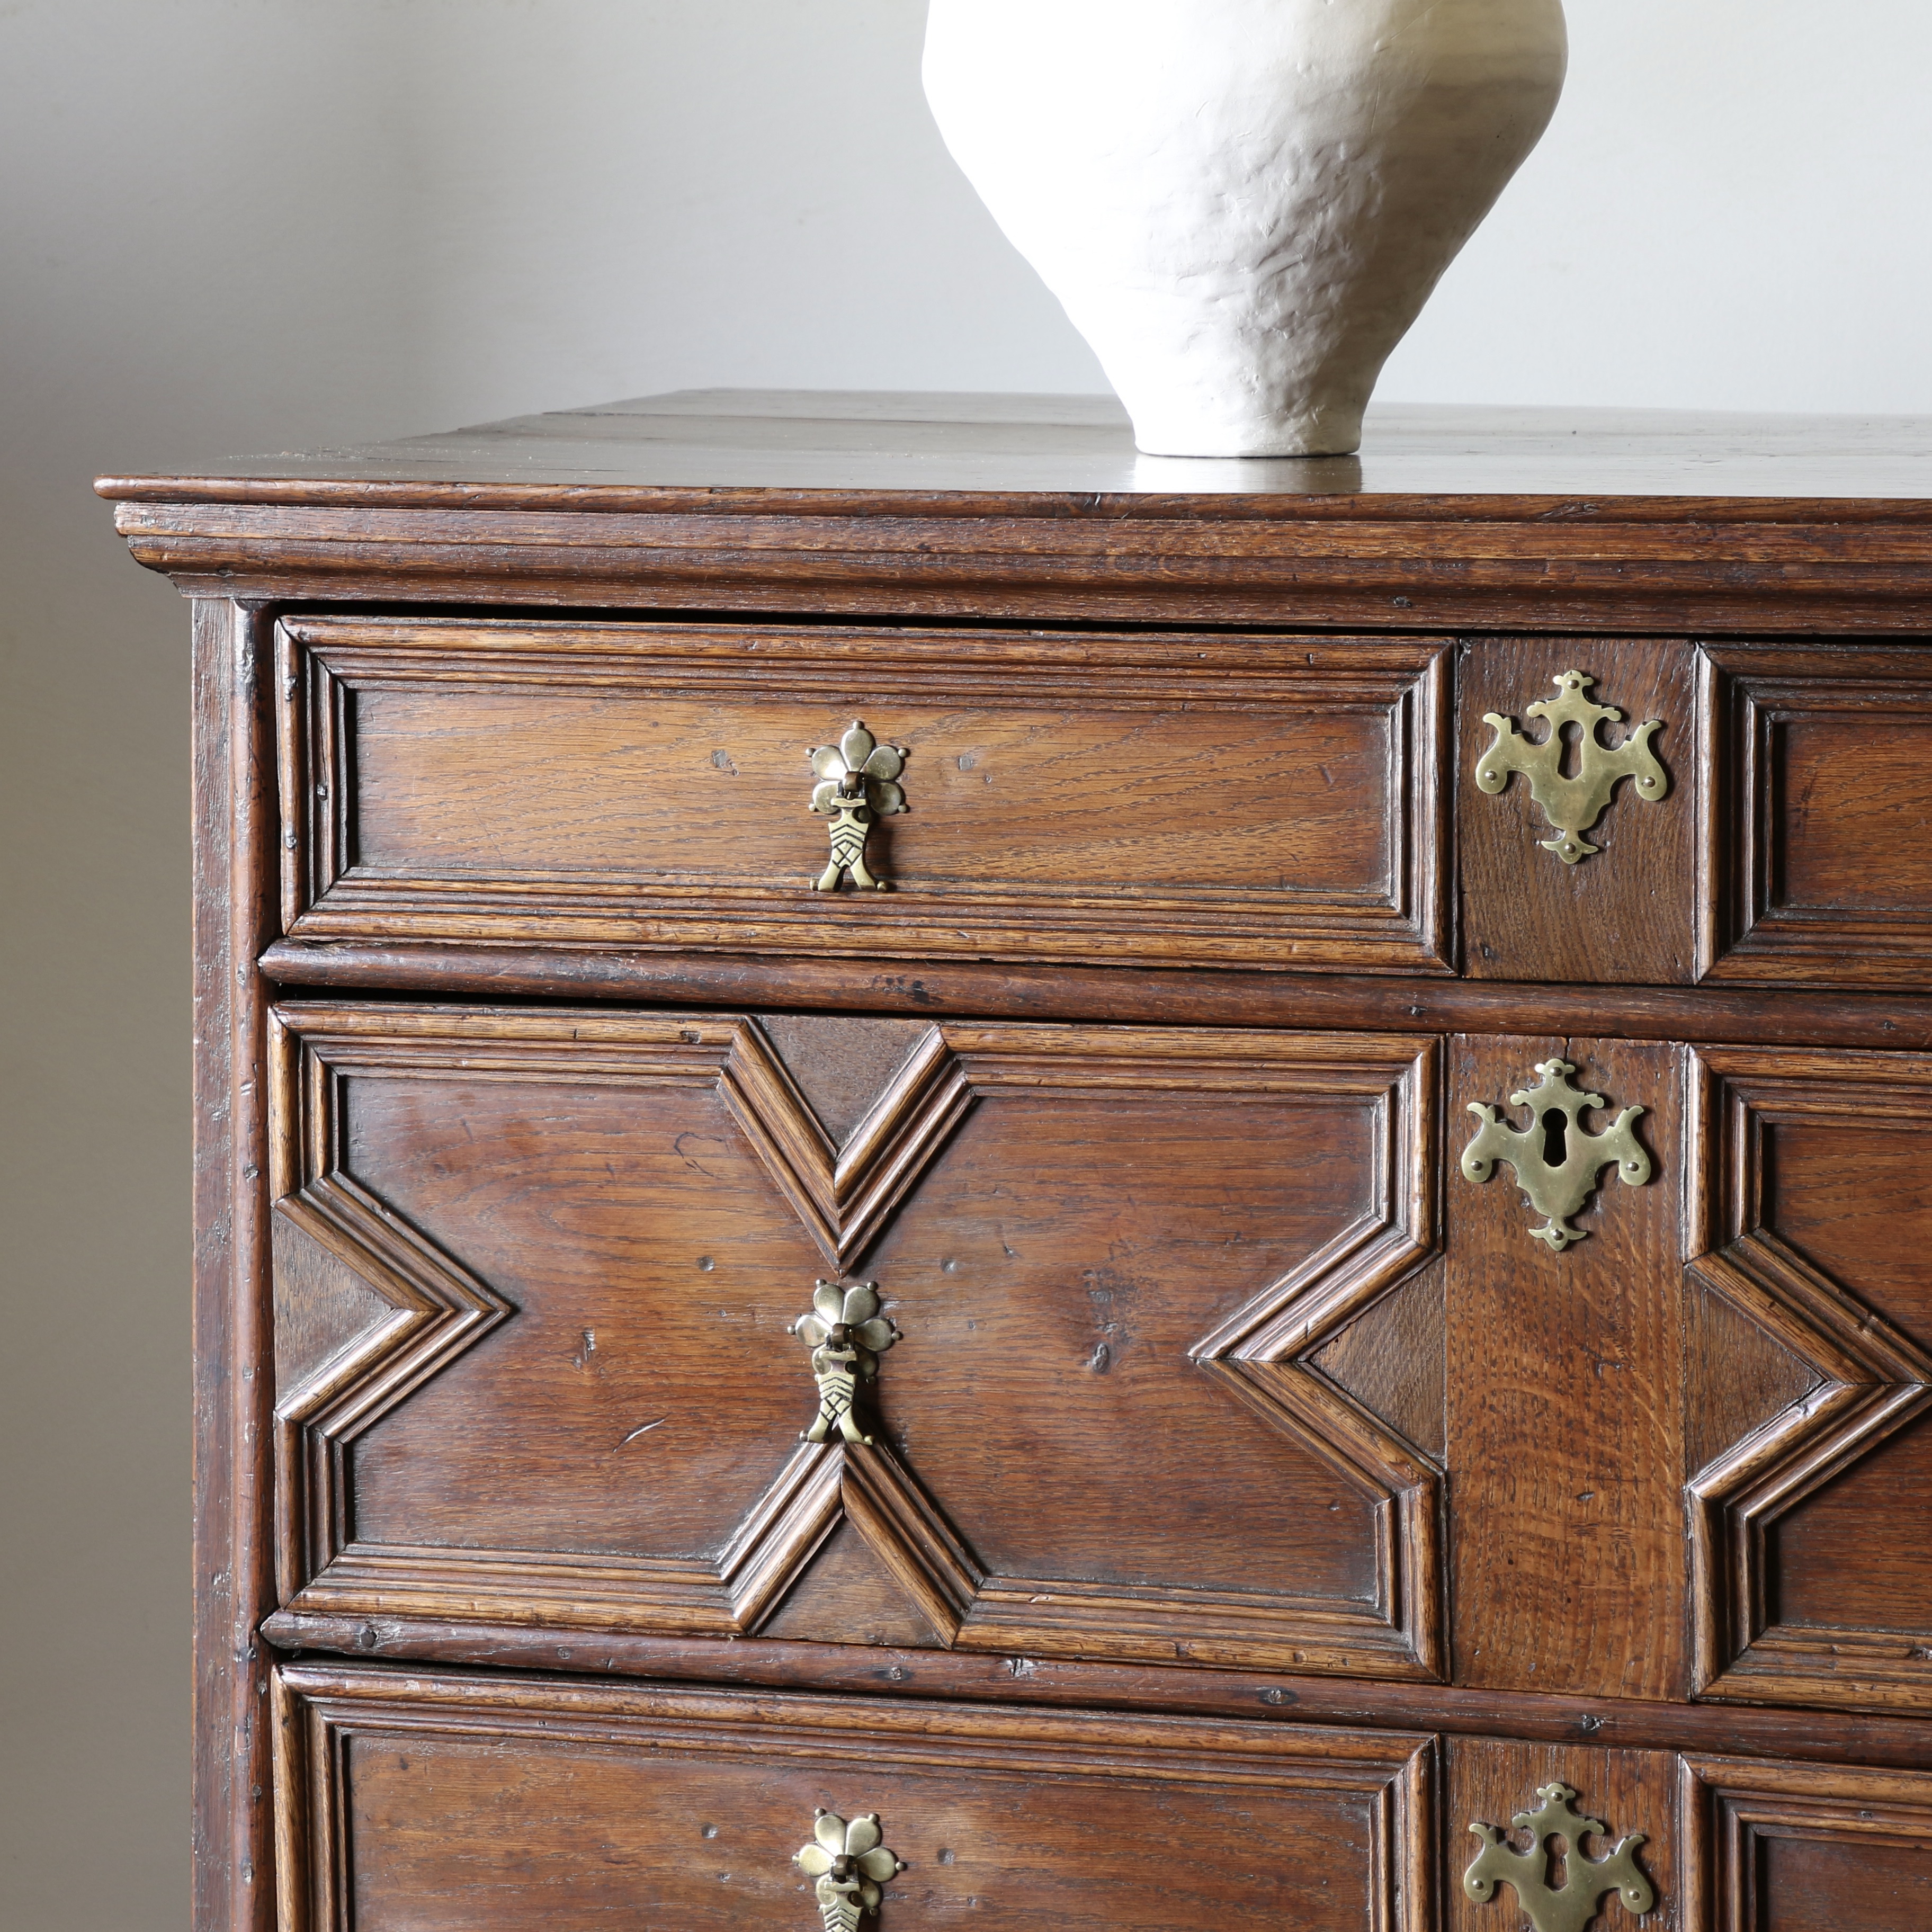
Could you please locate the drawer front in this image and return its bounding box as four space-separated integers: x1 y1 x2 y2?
275 616 1450 973
269 1001 1444 1679
1700 645 1932 988
268 998 1932 1718
272 1665 1433 1932
273 1666 1932 1931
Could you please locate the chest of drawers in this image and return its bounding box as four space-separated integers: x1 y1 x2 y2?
103 393 1932 1931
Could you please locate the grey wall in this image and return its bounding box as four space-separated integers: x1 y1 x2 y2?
3 2 1927 1924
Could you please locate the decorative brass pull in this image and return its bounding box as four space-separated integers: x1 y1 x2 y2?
1462 1060 1651 1251
1475 669 1668 864
1465 1783 1654 1932
794 1280 899 1444
809 721 907 891
796 1809 906 1931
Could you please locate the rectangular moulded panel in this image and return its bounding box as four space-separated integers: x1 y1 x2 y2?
274 616 1451 973
1700 645 1932 988
272 1664 1435 1932
1680 1756 1932 1931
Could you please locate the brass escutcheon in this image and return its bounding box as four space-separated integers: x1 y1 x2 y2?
1462 1060 1652 1250
809 721 907 891
1465 1783 1654 1932
1475 669 1668 864
796 1809 906 1931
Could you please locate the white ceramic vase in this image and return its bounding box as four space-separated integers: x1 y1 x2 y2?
923 0 1567 457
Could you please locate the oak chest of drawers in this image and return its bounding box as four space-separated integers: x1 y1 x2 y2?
103 392 1932 1931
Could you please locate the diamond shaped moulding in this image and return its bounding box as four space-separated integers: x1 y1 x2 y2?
262 1004 1444 1680
1186 1215 1445 1680
1686 1048 1932 1711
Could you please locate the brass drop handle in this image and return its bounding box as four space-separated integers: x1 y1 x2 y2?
793 1280 900 1445
809 721 907 892
796 1810 907 1931
1475 669 1668 865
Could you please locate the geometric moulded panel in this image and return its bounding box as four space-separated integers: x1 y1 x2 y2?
1685 1046 1932 1712
264 1004 1446 1681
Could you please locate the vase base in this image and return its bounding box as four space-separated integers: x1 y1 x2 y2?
1132 437 1364 460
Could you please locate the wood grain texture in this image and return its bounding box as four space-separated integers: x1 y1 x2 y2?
1679 1755 1932 1932
267 1001 1444 1677
261 1609 1932 1771
759 1517 949 1650
1685 1284 1820 1480
271 1660 1435 1932
1459 639 1697 984
1701 647 1932 988
1686 1048 1932 1712
135 399 1932 1925
1448 1034 1687 1702
97 391 1932 500
96 396 1932 633
270 1212 393 1400
259 937 1932 1052
1447 1740 1676 1932
1311 1258 1447 1463
275 616 1452 975
192 597 280 1932
755 1015 936 1147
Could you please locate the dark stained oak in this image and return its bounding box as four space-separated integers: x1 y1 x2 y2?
191 598 281 1932
1685 1282 1821 1480
755 1015 935 1147
1448 1034 1688 1703
95 390 1932 502
275 615 1451 976
273 1662 1434 1932
261 1608 1932 1772
259 937 1932 1051
1310 1259 1447 1464
1774 1412 1932 1636
1680 1756 1932 1931
1458 638 1698 985
1446 1741 1676 1932
1701 647 1932 987
96 395 1932 633
269 1001 1445 1678
1686 1048 1932 1712
130 395 1932 1932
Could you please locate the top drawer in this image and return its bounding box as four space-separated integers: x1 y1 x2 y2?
273 620 1932 988
274 617 1451 974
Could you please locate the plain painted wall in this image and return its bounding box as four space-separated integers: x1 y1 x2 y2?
3 2 1928 1923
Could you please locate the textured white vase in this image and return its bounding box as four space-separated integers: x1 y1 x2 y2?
923 0 1567 457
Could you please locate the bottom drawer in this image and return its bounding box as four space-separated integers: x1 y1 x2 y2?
272 1665 1432 1930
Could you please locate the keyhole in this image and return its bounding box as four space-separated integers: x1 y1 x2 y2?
1558 720 1586 779
1542 1109 1569 1168
1544 1833 1571 1893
